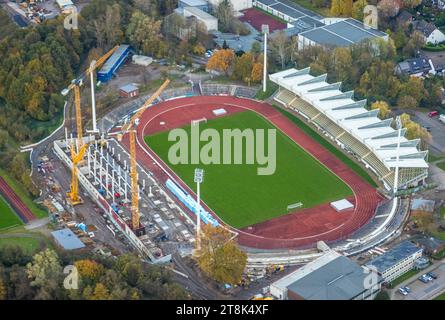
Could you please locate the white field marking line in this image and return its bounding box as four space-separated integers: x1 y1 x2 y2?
136 99 351 242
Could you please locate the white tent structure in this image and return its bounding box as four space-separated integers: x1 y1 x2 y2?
270 67 428 191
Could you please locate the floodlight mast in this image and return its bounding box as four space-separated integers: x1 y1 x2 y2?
194 168 204 252
262 24 269 93
393 116 402 195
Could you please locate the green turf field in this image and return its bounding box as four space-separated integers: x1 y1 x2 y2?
0 195 22 230
146 111 353 228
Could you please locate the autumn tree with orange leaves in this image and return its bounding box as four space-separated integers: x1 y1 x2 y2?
197 224 247 285
206 49 235 75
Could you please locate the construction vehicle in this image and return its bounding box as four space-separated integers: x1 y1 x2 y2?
117 79 170 231
61 46 119 205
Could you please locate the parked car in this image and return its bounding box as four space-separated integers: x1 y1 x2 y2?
427 272 438 280
398 287 408 296
419 275 429 283
428 110 439 117
403 286 411 293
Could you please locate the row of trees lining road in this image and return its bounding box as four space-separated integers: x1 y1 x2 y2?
0 246 188 300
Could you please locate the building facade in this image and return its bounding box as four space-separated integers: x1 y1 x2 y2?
366 241 423 283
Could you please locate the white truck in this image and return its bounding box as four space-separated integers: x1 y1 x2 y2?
440 114 445 124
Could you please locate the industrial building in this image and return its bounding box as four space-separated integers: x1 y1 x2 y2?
51 228 86 250
253 0 387 49
97 45 131 83
270 250 382 300
182 6 218 31
298 18 389 49
209 0 253 11
179 0 210 12
366 241 423 283
270 67 429 191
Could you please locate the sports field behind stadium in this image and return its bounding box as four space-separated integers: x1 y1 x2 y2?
145 111 352 228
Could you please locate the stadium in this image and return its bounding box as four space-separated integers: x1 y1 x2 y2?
116 68 428 251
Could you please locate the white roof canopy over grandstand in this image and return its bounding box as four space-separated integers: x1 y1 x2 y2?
270 68 428 171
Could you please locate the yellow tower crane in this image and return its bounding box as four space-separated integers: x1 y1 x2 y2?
62 46 119 205
118 79 170 230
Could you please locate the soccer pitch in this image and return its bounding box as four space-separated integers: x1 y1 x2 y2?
145 111 353 228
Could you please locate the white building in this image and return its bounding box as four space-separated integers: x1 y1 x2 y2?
413 20 445 45
209 0 253 12
270 67 429 191
183 6 218 31
366 241 423 283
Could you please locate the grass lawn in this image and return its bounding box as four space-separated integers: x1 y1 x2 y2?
0 237 42 253
388 269 421 288
434 292 445 300
0 195 22 230
273 105 378 187
437 161 445 172
146 111 352 228
255 80 278 101
0 168 47 219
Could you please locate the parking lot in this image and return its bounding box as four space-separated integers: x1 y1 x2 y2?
412 111 445 154
394 263 445 300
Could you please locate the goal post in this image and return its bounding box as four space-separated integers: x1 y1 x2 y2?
191 118 207 126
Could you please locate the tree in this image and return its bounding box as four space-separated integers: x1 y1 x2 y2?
0 276 6 300
352 0 368 21
401 0 421 9
403 31 425 57
197 225 247 285
251 41 262 56
400 113 431 142
399 77 426 105
332 47 353 82
331 0 353 16
251 63 263 83
26 249 62 288
270 30 289 69
90 283 110 300
377 0 400 18
126 10 162 56
75 259 104 284
206 49 235 75
397 95 418 109
233 53 254 81
192 43 206 56
371 101 390 119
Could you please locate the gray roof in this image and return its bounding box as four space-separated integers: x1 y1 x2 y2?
120 83 139 93
287 255 382 300
366 241 422 273
179 0 207 6
411 198 435 212
413 20 437 37
257 0 324 21
51 228 86 250
300 18 387 47
396 57 432 75
99 45 130 74
412 235 445 252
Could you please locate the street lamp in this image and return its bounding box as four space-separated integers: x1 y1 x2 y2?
194 168 204 253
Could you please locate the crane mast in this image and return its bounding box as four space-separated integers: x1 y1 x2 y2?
119 79 170 230
63 46 119 205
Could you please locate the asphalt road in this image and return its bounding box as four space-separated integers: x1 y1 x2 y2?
412 111 445 154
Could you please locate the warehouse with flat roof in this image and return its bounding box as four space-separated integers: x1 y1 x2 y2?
298 18 388 49
270 250 382 300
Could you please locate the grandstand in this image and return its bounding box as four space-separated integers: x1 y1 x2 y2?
200 83 259 98
270 67 429 191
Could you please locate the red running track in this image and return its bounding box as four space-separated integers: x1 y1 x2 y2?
0 176 36 223
123 96 380 250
